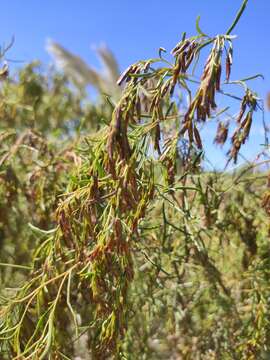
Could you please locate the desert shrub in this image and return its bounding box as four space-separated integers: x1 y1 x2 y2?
1 1 270 359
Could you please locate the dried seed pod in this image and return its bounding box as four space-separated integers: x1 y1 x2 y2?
226 47 233 81
113 218 123 242
210 85 217 109
188 123 194 143
236 91 257 124
194 126 203 149
143 60 151 72
170 80 176 97
111 105 125 137
171 39 190 57
226 90 257 163
114 106 122 133
117 65 133 86
185 42 198 69
172 59 182 86
90 174 99 200
185 39 224 131
154 123 161 155
161 81 171 97
201 53 212 81
215 63 222 91
117 64 140 86
163 158 175 187
214 122 229 146
228 129 240 163
241 111 252 143
180 115 190 135
236 102 247 123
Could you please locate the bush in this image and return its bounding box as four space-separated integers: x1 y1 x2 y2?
1 1 270 358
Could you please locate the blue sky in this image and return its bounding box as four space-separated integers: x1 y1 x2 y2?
1 0 269 169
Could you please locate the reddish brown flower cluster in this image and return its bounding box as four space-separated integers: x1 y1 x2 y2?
170 39 198 93
179 38 225 150
226 46 233 82
116 61 151 86
214 121 229 146
228 90 257 163
107 103 131 178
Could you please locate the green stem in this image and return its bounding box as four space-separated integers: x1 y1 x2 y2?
226 0 248 35
0 262 32 270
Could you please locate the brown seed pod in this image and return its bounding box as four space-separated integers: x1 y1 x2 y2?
171 39 190 57
154 123 161 155
117 65 133 86
226 48 233 81
194 126 203 149
214 122 229 146
215 63 222 91
236 102 247 123
188 123 194 143
172 60 181 86
241 112 252 143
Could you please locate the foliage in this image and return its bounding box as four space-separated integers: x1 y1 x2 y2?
1 1 270 359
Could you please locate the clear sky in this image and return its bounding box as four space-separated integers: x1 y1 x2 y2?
1 0 269 169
